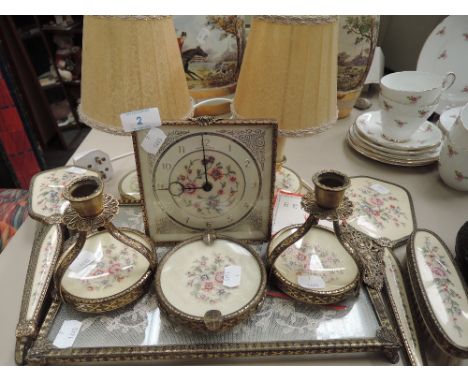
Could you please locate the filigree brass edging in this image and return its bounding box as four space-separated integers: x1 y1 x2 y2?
131 118 278 247
407 229 468 360
15 223 64 365
267 224 361 305
348 176 418 249
383 249 427 366
53 226 156 314
27 166 100 224
154 233 267 332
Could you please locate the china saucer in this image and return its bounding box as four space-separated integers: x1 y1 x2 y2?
350 123 440 157
347 131 439 167
355 111 442 151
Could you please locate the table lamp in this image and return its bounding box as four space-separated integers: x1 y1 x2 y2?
233 16 339 192
78 16 193 135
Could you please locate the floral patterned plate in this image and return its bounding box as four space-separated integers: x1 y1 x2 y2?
407 229 468 359
156 235 265 328
118 170 141 203
383 249 425 365
61 230 151 300
417 16 468 114
355 111 442 151
28 166 100 224
269 225 359 294
345 177 416 248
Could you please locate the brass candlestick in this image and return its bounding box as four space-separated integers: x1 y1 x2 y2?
267 170 360 305
53 176 157 313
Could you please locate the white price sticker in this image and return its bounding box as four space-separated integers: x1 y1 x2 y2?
69 249 100 272
120 107 161 133
140 127 167 155
53 320 82 349
298 275 325 289
223 265 242 288
309 254 323 270
197 27 210 45
66 166 87 175
370 183 390 195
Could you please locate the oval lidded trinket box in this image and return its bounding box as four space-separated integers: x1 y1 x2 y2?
407 229 468 363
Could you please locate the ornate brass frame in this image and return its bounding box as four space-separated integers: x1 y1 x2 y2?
348 176 417 249
132 117 278 246
267 224 361 305
55 226 156 314
26 284 401 365
383 249 427 366
15 223 64 365
155 232 267 333
407 229 468 360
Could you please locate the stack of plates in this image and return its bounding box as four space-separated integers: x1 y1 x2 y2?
347 110 443 167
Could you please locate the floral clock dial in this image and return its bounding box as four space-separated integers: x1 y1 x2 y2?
153 133 261 230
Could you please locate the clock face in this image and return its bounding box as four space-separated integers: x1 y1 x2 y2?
133 120 276 244
152 133 261 230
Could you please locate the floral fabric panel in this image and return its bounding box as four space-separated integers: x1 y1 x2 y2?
346 177 414 243
186 253 237 304
26 225 59 320
414 232 468 346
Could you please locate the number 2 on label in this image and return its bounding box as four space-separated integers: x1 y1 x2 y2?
136 116 143 126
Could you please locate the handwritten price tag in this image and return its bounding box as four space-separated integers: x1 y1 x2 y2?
53 320 82 349
141 127 167 155
68 249 101 273
370 183 390 195
298 275 325 289
223 265 242 288
120 107 161 133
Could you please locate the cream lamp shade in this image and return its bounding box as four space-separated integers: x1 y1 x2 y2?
79 16 193 135
233 16 339 159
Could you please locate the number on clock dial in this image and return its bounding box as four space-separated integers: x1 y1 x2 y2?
153 133 261 230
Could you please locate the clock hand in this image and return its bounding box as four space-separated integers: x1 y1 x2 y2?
158 181 205 197
201 134 213 192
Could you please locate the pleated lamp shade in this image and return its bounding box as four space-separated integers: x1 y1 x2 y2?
233 16 339 159
79 16 193 135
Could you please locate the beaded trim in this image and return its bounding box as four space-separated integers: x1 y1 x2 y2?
254 15 338 25
230 103 338 137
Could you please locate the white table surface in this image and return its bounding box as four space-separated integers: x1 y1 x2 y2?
1 100 467 366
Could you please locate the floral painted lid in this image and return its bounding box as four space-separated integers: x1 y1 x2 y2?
407 229 468 358
346 177 416 248
118 170 140 203
158 238 264 318
29 166 100 224
269 226 359 293
61 231 151 300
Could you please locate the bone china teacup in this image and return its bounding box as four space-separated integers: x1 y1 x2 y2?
379 94 438 142
380 71 456 105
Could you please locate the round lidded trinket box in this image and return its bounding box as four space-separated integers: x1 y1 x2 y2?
267 170 361 305
118 170 141 203
155 232 266 332
54 176 157 313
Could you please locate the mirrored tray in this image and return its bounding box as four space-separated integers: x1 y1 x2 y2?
25 205 401 365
